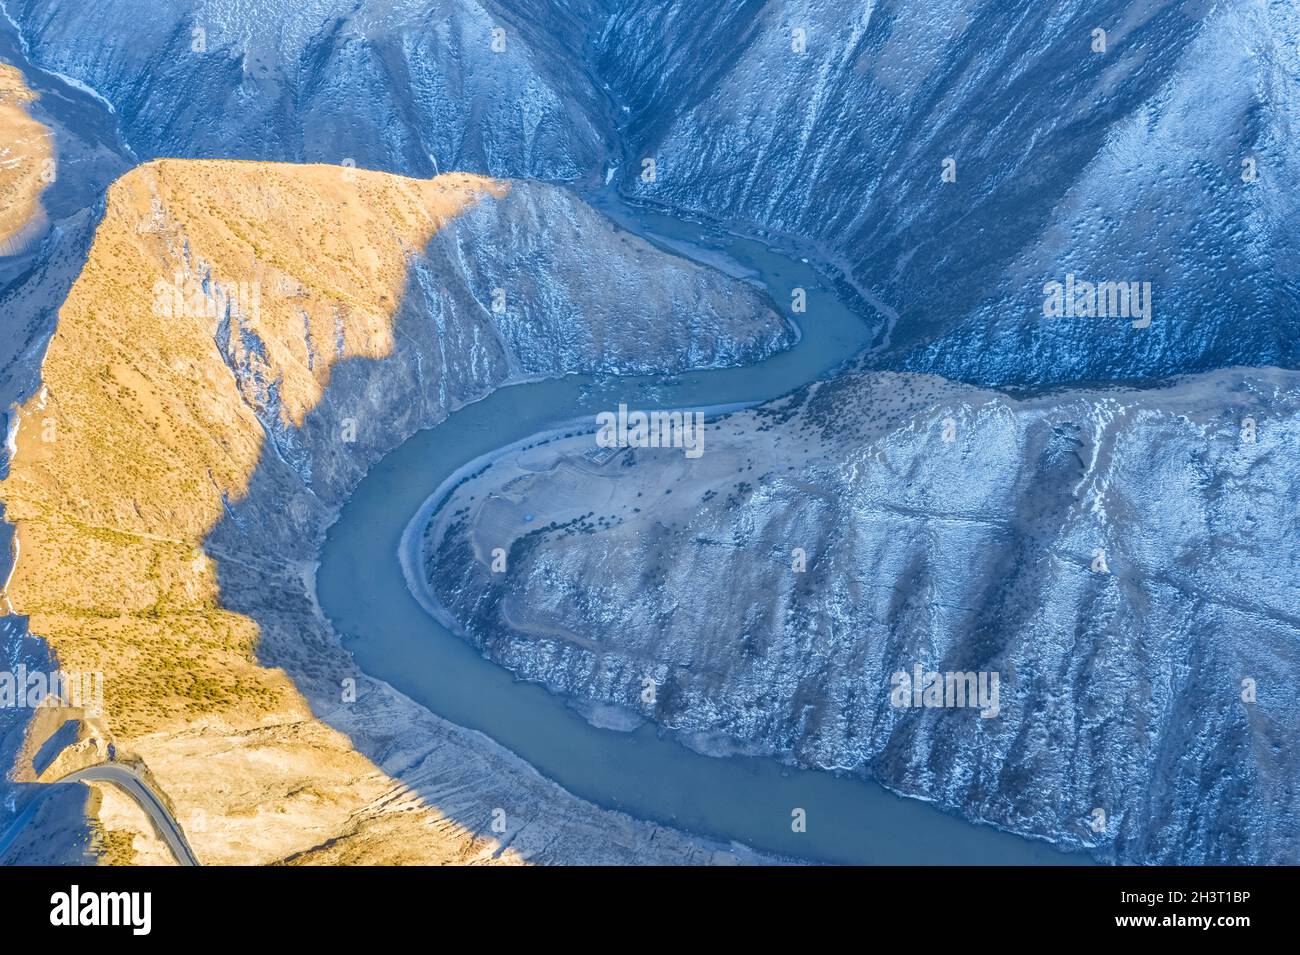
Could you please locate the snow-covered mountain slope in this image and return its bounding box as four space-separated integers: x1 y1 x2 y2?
4 0 617 179
7 0 1295 385
423 366 1300 864
600 0 1300 385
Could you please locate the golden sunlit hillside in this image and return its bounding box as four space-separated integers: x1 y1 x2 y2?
2 159 505 734
0 62 51 252
0 160 521 863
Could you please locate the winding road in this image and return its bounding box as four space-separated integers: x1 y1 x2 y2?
0 764 198 866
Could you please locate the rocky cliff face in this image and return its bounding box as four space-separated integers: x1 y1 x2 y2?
423 368 1300 864
4 0 616 180
8 1 1296 386
11 0 1297 389
599 0 1300 385
0 157 789 863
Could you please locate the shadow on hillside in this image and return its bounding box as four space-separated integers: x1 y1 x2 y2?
201 208 540 859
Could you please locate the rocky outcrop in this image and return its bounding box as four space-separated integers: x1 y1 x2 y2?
0 158 790 863
424 367 1300 864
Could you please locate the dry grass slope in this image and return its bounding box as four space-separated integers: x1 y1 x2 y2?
1 160 517 862
3 159 504 733
0 63 51 252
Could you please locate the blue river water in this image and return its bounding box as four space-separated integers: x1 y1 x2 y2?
316 200 1091 865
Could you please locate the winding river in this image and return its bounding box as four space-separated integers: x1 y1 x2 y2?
316 198 1090 865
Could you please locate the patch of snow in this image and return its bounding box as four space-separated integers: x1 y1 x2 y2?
43 68 117 115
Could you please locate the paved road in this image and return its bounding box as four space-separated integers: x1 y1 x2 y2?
0 764 199 866
62 765 199 866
